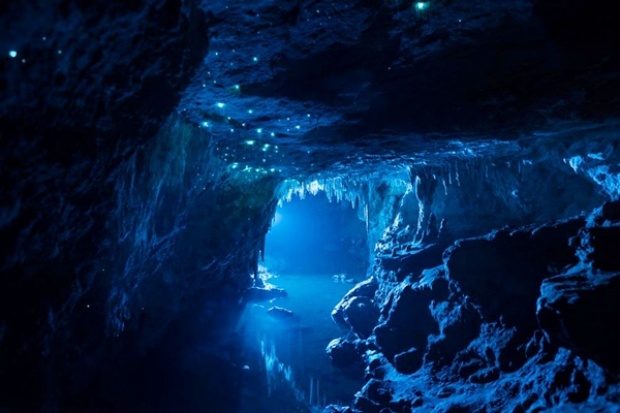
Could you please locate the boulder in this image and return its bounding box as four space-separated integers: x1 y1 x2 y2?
373 270 448 359
332 278 379 337
355 379 394 413
537 271 620 373
444 218 583 333
245 286 287 302
343 296 379 338
326 338 365 367
379 243 448 282
394 348 423 374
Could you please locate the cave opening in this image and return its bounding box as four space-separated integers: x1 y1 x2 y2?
236 189 370 412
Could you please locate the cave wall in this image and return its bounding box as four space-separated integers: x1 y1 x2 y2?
1 111 281 411
329 199 620 413
368 154 609 254
0 1 282 410
1 0 619 411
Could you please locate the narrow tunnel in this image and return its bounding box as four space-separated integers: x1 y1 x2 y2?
2 1 620 412
234 191 369 411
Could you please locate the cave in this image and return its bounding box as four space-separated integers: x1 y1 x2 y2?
1 0 620 412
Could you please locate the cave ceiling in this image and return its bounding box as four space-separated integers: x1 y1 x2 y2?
180 0 620 175
1 0 619 178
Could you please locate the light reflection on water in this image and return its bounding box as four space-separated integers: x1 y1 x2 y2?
236 271 364 413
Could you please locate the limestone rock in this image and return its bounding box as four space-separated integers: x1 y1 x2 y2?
537 271 620 373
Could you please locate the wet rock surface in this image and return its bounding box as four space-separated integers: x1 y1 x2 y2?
332 277 379 337
2 0 620 411
327 203 620 412
245 285 287 302
538 271 620 373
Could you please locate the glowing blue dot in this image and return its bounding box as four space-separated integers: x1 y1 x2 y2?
415 2 428 11
216 102 225 108
8 50 17 58
295 125 301 130
270 132 275 137
215 52 219 56
252 56 258 62
307 113 311 118
233 84 240 90
248 109 253 114
256 128 262 134
246 140 255 145
201 121 209 127
230 128 235 132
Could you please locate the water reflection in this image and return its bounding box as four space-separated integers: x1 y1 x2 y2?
236 271 363 413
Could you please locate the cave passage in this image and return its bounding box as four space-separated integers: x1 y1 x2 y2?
3 1 620 412
265 191 369 275
235 191 369 412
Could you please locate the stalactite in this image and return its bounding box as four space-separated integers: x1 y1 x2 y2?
413 173 438 244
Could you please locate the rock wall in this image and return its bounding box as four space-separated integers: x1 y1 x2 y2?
327 201 620 413
0 114 281 411
0 2 283 410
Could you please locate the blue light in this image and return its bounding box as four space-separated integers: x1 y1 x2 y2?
246 140 255 145
257 128 263 134
201 121 209 127
216 102 225 108
415 2 428 10
253 56 258 62
8 50 17 58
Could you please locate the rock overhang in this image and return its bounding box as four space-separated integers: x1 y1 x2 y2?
172 0 620 177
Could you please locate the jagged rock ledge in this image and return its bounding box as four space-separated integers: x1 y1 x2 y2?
327 201 620 413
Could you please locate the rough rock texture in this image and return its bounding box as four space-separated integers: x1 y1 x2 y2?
332 277 379 338
2 0 620 411
538 271 620 373
444 217 584 333
328 203 620 412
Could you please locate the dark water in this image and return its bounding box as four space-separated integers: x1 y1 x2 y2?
236 272 364 413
